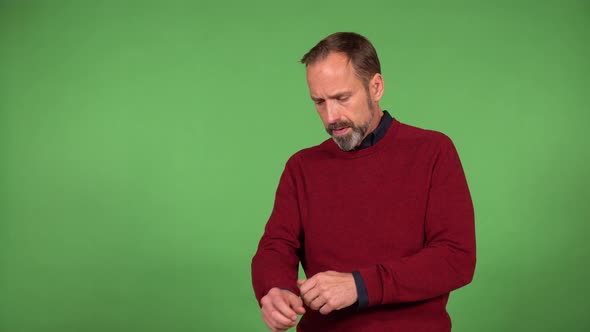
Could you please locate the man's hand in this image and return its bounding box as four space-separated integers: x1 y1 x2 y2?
260 288 306 331
297 271 358 315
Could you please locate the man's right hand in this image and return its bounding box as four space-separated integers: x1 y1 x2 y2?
260 288 306 331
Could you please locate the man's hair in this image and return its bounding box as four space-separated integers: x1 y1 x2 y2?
300 32 381 86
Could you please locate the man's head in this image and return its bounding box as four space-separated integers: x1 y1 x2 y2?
301 32 384 151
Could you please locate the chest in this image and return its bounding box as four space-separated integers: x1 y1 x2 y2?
299 155 432 270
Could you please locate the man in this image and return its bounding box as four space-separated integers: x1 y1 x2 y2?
251 32 476 332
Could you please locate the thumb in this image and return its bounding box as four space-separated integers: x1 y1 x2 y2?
288 292 306 315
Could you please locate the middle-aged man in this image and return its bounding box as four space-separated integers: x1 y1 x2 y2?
251 32 476 332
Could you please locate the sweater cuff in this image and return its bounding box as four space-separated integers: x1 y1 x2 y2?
358 265 384 306
352 271 369 309
280 286 300 296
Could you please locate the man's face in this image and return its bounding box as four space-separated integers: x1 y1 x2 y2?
306 52 379 151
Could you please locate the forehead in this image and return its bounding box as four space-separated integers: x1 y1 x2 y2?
306 52 363 93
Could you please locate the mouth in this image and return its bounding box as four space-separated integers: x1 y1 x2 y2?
331 127 351 136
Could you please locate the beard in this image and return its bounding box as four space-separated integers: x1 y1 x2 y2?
326 120 369 151
326 98 375 151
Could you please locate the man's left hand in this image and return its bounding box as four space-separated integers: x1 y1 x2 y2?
297 271 358 315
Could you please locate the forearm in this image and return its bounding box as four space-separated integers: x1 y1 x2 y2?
252 240 301 304
252 155 304 305
358 241 476 305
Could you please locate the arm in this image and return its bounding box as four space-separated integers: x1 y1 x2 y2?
251 155 304 303
358 135 476 306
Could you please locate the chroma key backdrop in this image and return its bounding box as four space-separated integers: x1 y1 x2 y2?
1 1 588 331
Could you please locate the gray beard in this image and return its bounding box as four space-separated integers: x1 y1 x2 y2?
330 108 374 151
332 126 366 151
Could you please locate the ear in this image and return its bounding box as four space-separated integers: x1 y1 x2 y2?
369 73 384 102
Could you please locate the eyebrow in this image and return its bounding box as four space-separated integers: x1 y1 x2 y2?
311 91 352 101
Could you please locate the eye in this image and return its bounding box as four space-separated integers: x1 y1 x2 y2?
338 96 350 102
314 100 325 105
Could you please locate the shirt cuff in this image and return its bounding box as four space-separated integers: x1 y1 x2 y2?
352 271 369 309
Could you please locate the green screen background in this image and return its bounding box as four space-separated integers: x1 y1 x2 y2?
1 1 588 331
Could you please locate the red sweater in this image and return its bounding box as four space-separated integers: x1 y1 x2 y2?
251 118 476 331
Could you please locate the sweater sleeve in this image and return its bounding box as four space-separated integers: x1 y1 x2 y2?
358 135 476 306
251 156 303 306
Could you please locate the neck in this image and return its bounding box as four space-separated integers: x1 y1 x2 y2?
362 107 384 140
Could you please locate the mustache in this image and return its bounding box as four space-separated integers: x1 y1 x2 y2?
326 121 354 133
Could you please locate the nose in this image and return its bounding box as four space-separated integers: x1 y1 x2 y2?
325 100 341 124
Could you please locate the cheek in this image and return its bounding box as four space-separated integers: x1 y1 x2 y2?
316 108 329 126
346 101 366 122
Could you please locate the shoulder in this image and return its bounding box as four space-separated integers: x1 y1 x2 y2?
397 121 452 144
285 138 336 165
395 121 456 152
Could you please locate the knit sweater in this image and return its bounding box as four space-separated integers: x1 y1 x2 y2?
251 118 476 331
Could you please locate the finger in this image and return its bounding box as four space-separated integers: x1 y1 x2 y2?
309 294 326 311
319 303 333 315
293 305 306 315
297 279 305 287
274 296 298 321
298 276 317 295
270 309 296 329
262 298 297 329
262 313 278 332
301 286 320 307
262 310 288 332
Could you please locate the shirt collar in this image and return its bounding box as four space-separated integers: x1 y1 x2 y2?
355 110 393 150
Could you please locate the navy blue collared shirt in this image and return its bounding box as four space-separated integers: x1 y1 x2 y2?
351 110 393 309
355 110 393 151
